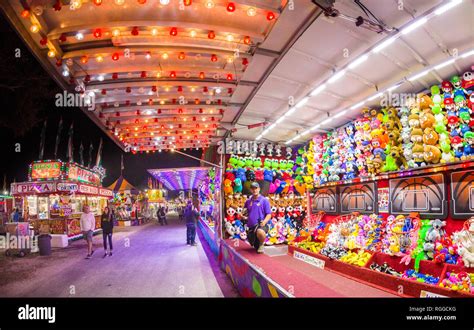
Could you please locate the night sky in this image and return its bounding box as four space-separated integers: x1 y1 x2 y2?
0 13 201 191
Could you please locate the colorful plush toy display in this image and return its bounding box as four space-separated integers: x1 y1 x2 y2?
301 72 474 186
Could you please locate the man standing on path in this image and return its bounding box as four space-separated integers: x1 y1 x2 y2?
80 205 96 259
184 200 199 246
243 182 271 254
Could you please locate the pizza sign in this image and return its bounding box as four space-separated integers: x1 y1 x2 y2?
31 162 62 180
68 165 101 185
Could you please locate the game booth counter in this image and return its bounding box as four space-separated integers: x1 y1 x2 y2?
107 175 145 226
10 160 112 246
217 70 474 297
198 167 222 256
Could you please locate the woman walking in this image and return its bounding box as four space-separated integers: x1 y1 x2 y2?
101 206 114 257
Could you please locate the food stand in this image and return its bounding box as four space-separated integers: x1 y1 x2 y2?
10 160 112 240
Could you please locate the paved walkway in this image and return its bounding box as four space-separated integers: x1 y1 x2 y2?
0 214 238 297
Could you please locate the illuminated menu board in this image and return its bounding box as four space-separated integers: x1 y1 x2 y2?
68 165 101 185
31 161 62 180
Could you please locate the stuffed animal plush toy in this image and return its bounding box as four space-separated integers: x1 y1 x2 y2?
423 145 442 164
263 169 273 182
426 219 446 243
233 178 243 193
255 168 264 181
224 178 233 195
419 111 435 130
236 168 246 183
423 127 439 146
411 143 425 167
226 207 236 224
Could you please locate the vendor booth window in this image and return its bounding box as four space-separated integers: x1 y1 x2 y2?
70 196 86 214
88 197 100 214
26 196 37 216
37 197 49 219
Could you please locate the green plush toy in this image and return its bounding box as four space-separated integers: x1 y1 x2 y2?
264 159 271 169
412 219 431 272
245 157 253 168
271 159 279 170
237 157 245 168
382 144 398 172
253 157 262 169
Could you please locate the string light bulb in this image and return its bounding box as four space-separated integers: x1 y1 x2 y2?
112 29 120 37
247 7 257 16
160 0 170 5
47 50 56 58
170 27 178 36
226 2 236 12
30 24 40 33
208 30 215 39
190 30 197 38
151 28 158 36
115 0 125 5
161 52 169 60
204 0 215 8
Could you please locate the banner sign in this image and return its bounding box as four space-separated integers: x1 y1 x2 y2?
11 182 56 194
68 164 101 185
57 183 79 192
30 161 62 180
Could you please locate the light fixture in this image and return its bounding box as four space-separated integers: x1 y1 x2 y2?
97 75 105 81
160 0 170 5
247 7 257 16
408 69 430 81
204 0 215 9
434 58 455 70
267 12 275 21
112 29 120 37
367 93 382 101
311 123 321 131
190 30 197 37
30 24 40 33
115 0 125 5
161 52 169 60
226 2 236 12
320 118 331 125
295 97 309 108
373 36 396 53
401 17 428 35
215 88 221 94
151 28 158 36
461 49 474 58
145 52 151 60
310 84 326 97
333 110 348 118
348 54 368 69
350 101 365 110
75 32 84 40
434 0 462 15
96 55 104 62
47 50 56 58
226 34 234 42
62 70 69 77
327 70 345 83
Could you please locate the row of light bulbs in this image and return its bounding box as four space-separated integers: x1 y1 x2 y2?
49 0 276 21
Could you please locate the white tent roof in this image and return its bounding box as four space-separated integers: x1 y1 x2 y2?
232 0 473 144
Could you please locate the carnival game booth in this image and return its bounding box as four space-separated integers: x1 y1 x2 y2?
214 0 474 297
108 176 141 226
10 160 112 245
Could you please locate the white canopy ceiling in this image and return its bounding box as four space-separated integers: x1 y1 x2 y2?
2 0 473 150
232 0 473 145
